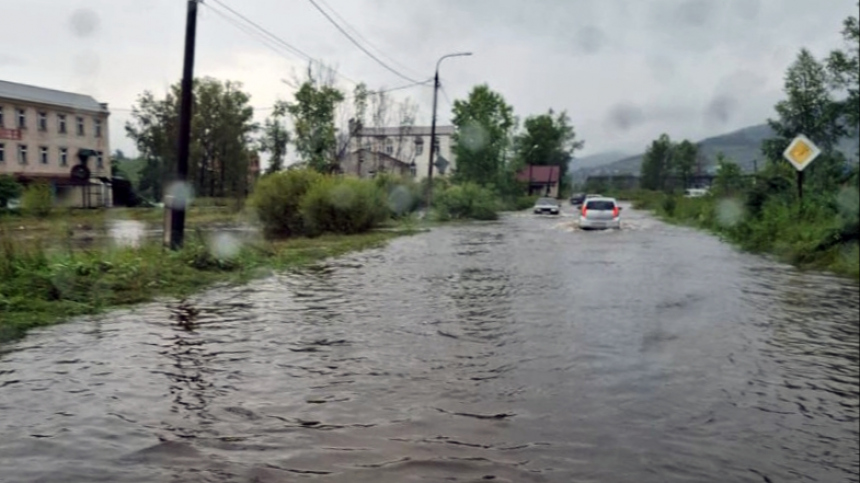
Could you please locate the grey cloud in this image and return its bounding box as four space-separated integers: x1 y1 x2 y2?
69 8 100 38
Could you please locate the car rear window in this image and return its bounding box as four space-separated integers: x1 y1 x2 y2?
585 200 615 210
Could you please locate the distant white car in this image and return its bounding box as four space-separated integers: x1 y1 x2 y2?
684 188 709 198
579 197 622 230
533 197 561 215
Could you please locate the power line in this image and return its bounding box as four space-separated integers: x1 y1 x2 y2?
314 0 424 80
306 0 422 84
206 0 360 85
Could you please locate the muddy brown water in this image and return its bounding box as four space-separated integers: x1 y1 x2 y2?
1 206 858 482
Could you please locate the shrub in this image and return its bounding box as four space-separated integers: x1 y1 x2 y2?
21 183 53 218
0 175 23 208
433 182 499 221
373 173 422 217
248 169 322 238
300 176 389 236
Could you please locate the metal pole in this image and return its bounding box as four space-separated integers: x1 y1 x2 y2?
169 0 198 250
797 170 804 203
425 69 440 208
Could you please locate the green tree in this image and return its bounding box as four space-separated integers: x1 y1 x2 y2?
640 134 674 191
672 139 698 190
514 109 584 193
827 6 859 134
260 114 290 175
0 175 23 208
713 152 746 196
451 84 515 187
762 49 847 191
277 67 345 173
126 77 258 200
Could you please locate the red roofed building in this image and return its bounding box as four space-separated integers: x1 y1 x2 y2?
517 165 560 198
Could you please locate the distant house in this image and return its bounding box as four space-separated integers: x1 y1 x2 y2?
346 125 456 180
518 165 560 197
340 148 414 178
0 79 112 208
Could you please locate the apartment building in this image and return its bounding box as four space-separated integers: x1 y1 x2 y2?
0 80 111 208
343 125 456 180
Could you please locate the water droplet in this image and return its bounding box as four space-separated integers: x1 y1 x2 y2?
460 122 489 152
716 198 744 227
209 232 242 260
69 9 100 38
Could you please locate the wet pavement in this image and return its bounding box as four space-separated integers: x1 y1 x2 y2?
1 205 858 482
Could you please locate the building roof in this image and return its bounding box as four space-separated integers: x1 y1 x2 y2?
517 165 560 183
358 125 455 137
0 80 108 113
351 148 413 167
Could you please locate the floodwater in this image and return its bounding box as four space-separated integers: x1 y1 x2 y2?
1 206 858 483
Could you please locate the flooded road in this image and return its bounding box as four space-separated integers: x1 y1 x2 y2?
1 206 858 482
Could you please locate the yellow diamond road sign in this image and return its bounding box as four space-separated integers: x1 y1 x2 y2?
783 134 821 172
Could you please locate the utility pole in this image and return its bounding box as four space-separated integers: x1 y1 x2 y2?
168 0 199 250
425 71 441 207
424 52 472 208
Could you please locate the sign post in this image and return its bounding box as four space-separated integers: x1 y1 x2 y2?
782 134 821 203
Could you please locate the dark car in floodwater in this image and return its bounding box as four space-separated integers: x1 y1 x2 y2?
570 193 586 206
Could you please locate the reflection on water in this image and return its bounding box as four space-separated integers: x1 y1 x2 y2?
0 207 858 482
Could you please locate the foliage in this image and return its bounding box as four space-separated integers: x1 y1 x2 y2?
514 109 584 193
0 230 408 343
432 182 500 221
0 175 23 208
640 134 675 191
827 6 860 133
451 84 516 187
248 169 323 237
125 77 258 201
712 153 748 196
299 176 388 236
372 172 422 217
21 183 53 218
672 140 698 189
277 67 345 173
260 114 290 175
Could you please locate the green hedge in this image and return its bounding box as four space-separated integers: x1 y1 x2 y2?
432 182 499 221
249 169 322 237
300 176 389 236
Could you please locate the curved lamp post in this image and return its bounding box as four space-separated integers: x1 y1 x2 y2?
425 52 472 207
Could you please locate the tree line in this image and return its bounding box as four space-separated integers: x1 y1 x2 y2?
640 5 858 194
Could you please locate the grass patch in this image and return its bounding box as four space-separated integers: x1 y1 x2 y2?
0 229 413 343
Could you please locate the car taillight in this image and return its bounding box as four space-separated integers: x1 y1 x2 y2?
581 205 588 217
613 206 620 218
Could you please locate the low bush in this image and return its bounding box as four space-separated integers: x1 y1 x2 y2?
373 173 422 217
248 169 322 238
432 182 499 221
300 176 389 236
21 183 53 218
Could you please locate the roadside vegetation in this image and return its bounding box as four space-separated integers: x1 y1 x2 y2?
584 9 859 280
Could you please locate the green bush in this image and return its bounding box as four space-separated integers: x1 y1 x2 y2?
21 183 53 218
248 169 322 238
373 173 422 217
513 195 539 211
432 182 499 221
0 175 23 208
300 176 389 236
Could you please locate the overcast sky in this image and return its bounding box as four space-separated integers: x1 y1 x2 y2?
1 0 855 162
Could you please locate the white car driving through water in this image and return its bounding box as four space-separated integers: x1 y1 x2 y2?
579 197 622 230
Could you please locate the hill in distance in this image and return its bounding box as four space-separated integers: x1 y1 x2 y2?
572 123 860 178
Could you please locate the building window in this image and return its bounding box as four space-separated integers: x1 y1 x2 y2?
0 106 4 127
414 138 424 156
433 137 440 151
58 114 67 134
94 118 102 138
18 145 27 165
96 151 104 168
38 112 48 131
384 139 394 155
0 143 5 163
17 108 26 129
60 147 68 167
76 116 85 136
40 146 49 165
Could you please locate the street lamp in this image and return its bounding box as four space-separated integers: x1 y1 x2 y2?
425 52 472 207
